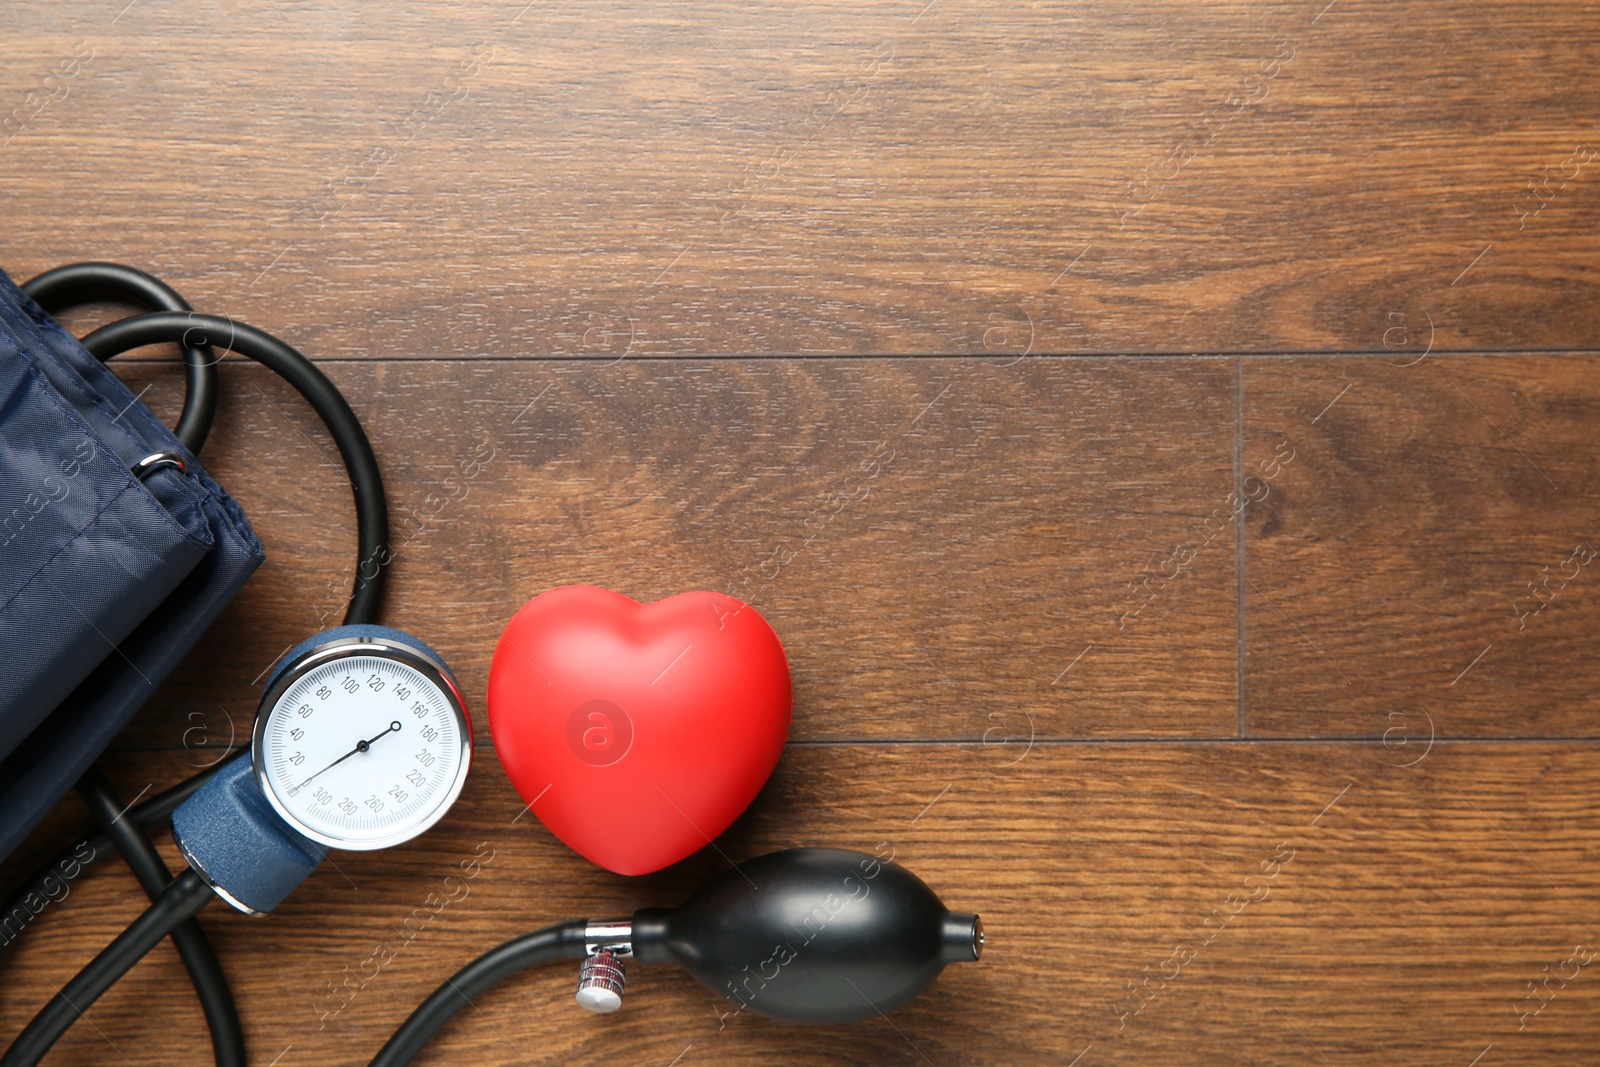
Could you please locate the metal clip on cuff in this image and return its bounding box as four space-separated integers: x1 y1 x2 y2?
130 450 186 482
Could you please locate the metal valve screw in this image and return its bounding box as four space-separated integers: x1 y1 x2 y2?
575 949 626 1014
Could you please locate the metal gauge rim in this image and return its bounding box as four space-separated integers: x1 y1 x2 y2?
252 636 472 852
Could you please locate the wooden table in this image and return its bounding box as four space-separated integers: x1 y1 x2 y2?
4 1 1599 1063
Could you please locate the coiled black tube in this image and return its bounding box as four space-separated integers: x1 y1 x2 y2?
77 769 245 1067
0 762 221 959
20 261 218 452
80 311 389 626
0 871 217 1067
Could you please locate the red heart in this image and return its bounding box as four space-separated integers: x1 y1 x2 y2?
487 586 792 876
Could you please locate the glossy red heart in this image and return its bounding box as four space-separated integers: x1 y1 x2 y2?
487 586 792 876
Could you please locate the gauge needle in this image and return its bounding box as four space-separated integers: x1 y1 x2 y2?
289 720 402 795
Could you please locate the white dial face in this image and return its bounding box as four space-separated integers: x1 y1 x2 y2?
259 653 468 850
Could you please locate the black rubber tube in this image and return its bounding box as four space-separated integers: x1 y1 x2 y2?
20 262 219 452
76 769 245 1067
0 762 223 959
0 870 216 1067
367 921 591 1067
80 311 389 626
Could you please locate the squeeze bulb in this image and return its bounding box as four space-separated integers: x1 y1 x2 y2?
368 847 984 1065
625 847 982 1023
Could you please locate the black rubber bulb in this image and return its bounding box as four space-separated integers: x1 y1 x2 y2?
631 847 982 1024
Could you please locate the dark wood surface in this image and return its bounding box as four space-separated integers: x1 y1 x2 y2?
4 1 1600 1064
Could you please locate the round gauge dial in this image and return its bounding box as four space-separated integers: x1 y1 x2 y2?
253 639 471 851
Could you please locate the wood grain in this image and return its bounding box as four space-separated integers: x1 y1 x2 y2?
4 1 1600 356
1243 354 1600 738
102 355 1240 747
5 1 1600 1065
4 743 1599 1066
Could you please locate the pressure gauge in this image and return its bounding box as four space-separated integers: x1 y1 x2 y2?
253 630 471 851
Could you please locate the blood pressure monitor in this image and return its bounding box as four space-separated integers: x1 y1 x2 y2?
172 625 472 915
254 630 471 850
